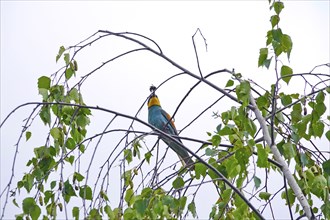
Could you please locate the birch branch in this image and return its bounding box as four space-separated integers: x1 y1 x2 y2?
248 89 315 220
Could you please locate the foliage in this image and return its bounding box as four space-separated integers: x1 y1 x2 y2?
1 1 329 219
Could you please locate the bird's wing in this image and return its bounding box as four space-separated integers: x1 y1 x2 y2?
160 109 179 136
158 108 194 168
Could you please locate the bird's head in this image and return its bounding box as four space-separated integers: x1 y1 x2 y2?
148 85 161 108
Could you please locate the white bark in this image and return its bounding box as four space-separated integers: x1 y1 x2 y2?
249 92 314 220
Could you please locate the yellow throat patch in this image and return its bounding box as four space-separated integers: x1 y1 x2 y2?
148 95 161 108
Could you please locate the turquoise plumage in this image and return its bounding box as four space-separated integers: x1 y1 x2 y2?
147 86 194 168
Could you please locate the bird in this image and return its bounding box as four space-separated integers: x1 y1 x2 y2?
147 85 194 168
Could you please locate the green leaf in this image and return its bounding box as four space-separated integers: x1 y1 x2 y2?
282 142 296 160
299 153 310 167
38 76 51 90
65 67 74 80
258 48 268 67
13 198 19 208
124 188 135 206
205 148 217 156
25 131 32 141
39 88 49 101
63 180 76 203
326 86 330 93
281 94 292 106
23 198 35 214
188 201 197 218
39 105 51 126
15 213 24 220
82 107 92 116
22 198 41 220
281 188 296 206
235 147 250 169
236 80 251 107
272 28 283 42
256 95 268 109
133 199 148 215
79 185 92 200
66 155 75 165
273 1 284 15
56 46 65 63
50 127 61 140
31 205 41 220
72 207 79 220
38 156 55 174
69 88 80 102
76 115 90 128
281 65 293 84
218 125 235 136
222 188 232 203
123 208 136 220
225 79 234 87
316 90 325 103
144 151 152 164
315 102 326 117
321 202 330 220
246 118 257 136
100 190 109 201
291 103 302 123
64 53 70 65
124 149 133 164
266 30 273 46
259 192 271 201
132 140 141 159
73 172 85 182
282 34 293 59
172 177 184 189
194 163 207 180
104 205 115 219
270 15 280 28
79 144 86 153
256 144 269 168
254 176 261 189
274 42 283 56
50 181 56 190
209 206 217 219
211 134 221 146
322 160 330 177
88 208 102 220
66 138 76 150
216 124 222 133
264 58 272 69
23 173 34 193
176 196 187 214
310 175 327 198
225 157 240 178
326 130 330 142
49 85 64 102
44 191 54 206
313 121 324 138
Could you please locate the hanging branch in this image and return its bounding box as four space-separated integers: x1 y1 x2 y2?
1 26 328 219
248 88 315 220
0 100 265 219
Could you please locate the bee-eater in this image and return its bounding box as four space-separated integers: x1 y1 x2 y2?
147 86 194 168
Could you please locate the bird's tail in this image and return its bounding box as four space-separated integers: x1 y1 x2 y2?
179 154 195 170
162 137 195 169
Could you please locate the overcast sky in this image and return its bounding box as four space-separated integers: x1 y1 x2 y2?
1 1 329 219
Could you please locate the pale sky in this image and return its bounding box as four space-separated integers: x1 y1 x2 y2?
1 1 329 219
